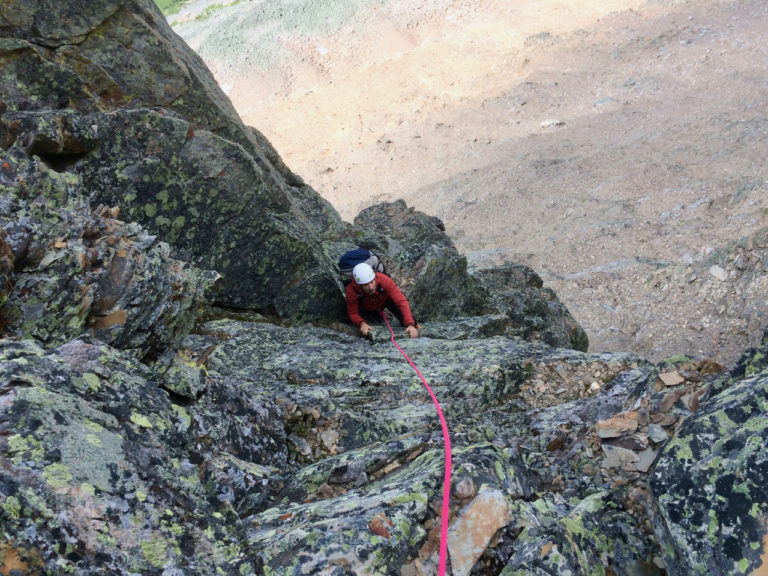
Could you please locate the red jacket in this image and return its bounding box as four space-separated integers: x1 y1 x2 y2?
345 272 415 327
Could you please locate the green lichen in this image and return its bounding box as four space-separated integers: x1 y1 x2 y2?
392 493 427 505
97 532 117 547
714 409 740 431
141 535 171 569
43 462 73 489
663 354 691 365
745 352 765 378
82 372 101 392
7 433 44 464
130 412 153 428
670 435 695 461
172 404 191 429
706 509 718 544
494 459 505 482
172 215 186 230
3 495 22 519
86 433 102 446
84 419 104 433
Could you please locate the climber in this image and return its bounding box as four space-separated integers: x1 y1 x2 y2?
345 262 419 338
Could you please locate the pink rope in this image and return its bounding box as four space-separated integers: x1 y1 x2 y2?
381 314 452 575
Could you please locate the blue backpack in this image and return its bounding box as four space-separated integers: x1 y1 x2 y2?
338 248 386 283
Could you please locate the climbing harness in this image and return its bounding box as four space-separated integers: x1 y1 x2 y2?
381 313 452 576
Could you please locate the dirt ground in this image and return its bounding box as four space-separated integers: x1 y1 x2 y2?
172 0 768 366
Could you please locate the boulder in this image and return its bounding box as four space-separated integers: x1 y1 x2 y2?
474 264 589 351
650 361 768 574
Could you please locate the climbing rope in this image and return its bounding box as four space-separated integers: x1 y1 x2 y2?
381 313 452 576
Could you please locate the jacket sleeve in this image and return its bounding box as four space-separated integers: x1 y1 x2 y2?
380 275 415 326
345 283 364 327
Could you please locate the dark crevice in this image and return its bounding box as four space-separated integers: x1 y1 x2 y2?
36 152 88 172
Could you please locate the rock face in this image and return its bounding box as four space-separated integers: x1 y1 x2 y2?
0 0 343 322
2 0 768 575
0 337 269 575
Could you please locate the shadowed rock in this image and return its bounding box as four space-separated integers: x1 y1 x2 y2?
0 0 346 323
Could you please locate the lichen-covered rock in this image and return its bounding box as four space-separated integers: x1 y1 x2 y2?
3 308 768 575
247 443 526 576
0 337 263 575
194 319 665 574
417 314 508 340
499 489 658 576
727 325 768 382
649 365 768 575
0 145 215 358
154 349 208 399
74 108 343 320
0 109 98 161
354 199 456 267
0 0 252 151
0 227 13 308
407 245 496 320
351 200 491 321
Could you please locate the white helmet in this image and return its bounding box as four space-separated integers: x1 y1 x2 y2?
352 262 376 284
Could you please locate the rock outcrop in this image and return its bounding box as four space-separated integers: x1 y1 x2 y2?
0 0 345 322
0 145 215 359
2 0 768 575
351 199 588 351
